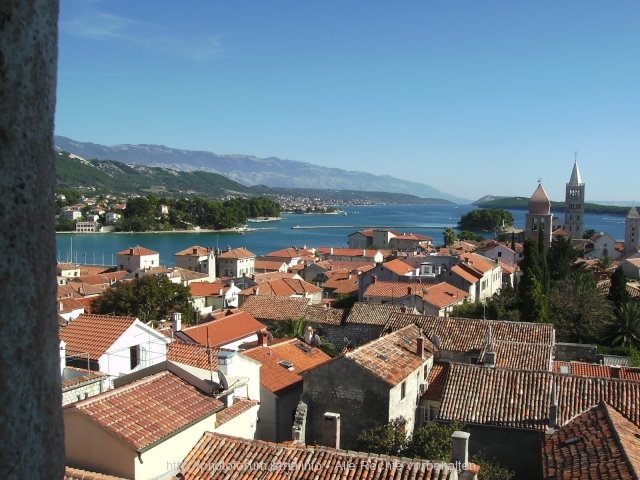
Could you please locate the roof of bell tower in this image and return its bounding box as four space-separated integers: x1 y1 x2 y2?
568 160 583 185
529 183 551 214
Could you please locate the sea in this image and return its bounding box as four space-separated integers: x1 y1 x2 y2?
56 204 629 267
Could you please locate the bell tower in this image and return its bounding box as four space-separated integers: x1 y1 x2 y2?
563 154 585 240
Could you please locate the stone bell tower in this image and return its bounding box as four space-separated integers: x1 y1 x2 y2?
563 156 585 240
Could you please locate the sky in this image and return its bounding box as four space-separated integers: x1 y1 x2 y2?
56 1 640 203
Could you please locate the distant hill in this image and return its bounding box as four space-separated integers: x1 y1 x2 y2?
54 135 468 203
55 152 453 205
473 196 630 215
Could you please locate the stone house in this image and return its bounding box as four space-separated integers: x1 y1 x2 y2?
217 247 255 278
174 245 216 279
301 324 436 449
242 334 331 443
444 252 502 302
116 246 160 272
621 257 640 280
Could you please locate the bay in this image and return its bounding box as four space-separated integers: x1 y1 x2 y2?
56 204 629 267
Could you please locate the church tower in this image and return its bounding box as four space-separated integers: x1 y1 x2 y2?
525 182 553 250
625 206 640 254
563 158 585 240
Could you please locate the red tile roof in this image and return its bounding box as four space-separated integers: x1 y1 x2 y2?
116 246 159 256
240 278 322 297
421 282 470 308
383 313 555 350
190 281 225 297
243 338 332 394
64 466 128 480
543 401 640 480
345 302 402 325
239 296 309 321
215 398 259 427
346 324 434 386
262 247 314 259
59 314 138 360
383 258 417 276
423 362 448 400
64 370 224 450
167 342 229 371
303 305 346 325
439 364 640 431
174 245 214 256
180 432 457 479
182 311 266 347
217 247 255 259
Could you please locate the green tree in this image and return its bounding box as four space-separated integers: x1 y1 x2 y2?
608 267 631 309
92 275 195 326
518 239 550 323
583 228 596 239
549 268 612 344
547 236 580 281
405 421 466 461
356 418 409 455
443 227 457 247
458 208 514 232
273 317 312 339
602 301 640 350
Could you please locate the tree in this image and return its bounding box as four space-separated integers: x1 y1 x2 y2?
547 236 580 281
356 418 409 455
273 317 312 339
518 239 550 323
602 301 640 350
443 227 457 247
405 421 466 461
583 228 597 239
608 267 631 309
458 208 514 232
92 275 195 325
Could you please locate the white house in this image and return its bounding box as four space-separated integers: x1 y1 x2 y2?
59 313 170 379
585 232 622 260
174 245 216 279
217 247 256 278
105 212 121 223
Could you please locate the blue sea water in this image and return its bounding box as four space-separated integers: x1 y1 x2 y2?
56 204 629 267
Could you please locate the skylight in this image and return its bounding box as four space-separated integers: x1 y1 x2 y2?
295 342 312 353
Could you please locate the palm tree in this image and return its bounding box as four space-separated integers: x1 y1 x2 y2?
602 301 640 350
273 317 311 339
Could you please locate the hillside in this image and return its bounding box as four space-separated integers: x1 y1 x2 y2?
56 152 452 205
54 135 468 203
473 196 630 215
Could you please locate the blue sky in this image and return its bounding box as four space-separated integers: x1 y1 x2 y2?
56 1 640 203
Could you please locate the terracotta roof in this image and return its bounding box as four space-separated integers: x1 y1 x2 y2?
174 245 213 256
217 247 255 259
345 302 402 325
439 364 640 431
215 398 259 427
243 338 332 394
62 367 107 391
384 313 555 350
529 183 551 214
316 247 383 258
64 370 224 450
70 271 128 285
262 247 314 259
254 259 288 271
364 280 429 300
423 362 449 400
116 246 159 256
239 296 309 322
167 341 228 371
190 281 225 297
252 272 300 283
346 324 434 386
421 282 470 308
383 258 417 276
180 432 457 479
303 305 346 326
543 401 640 480
481 340 553 371
182 311 266 347
59 314 138 360
240 278 322 297
64 466 128 480
554 361 640 381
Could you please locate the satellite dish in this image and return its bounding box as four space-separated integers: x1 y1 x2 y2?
217 369 230 391
266 331 274 342
432 334 442 349
313 334 322 345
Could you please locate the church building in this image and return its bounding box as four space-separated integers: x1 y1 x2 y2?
563 159 585 240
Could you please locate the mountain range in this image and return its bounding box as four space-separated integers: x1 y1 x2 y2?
54 136 468 203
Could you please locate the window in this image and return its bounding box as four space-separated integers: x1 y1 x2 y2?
400 381 406 399
130 345 140 370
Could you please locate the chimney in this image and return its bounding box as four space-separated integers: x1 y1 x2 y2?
400 305 407 313
322 412 341 449
60 340 67 375
59 301 64 312
371 275 377 284
548 381 558 432
484 326 496 368
451 431 470 469
216 351 236 406
129 247 134 255
192 247 198 254
257 329 268 347
304 326 314 344
416 336 425 359
172 312 182 332
330 247 334 255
